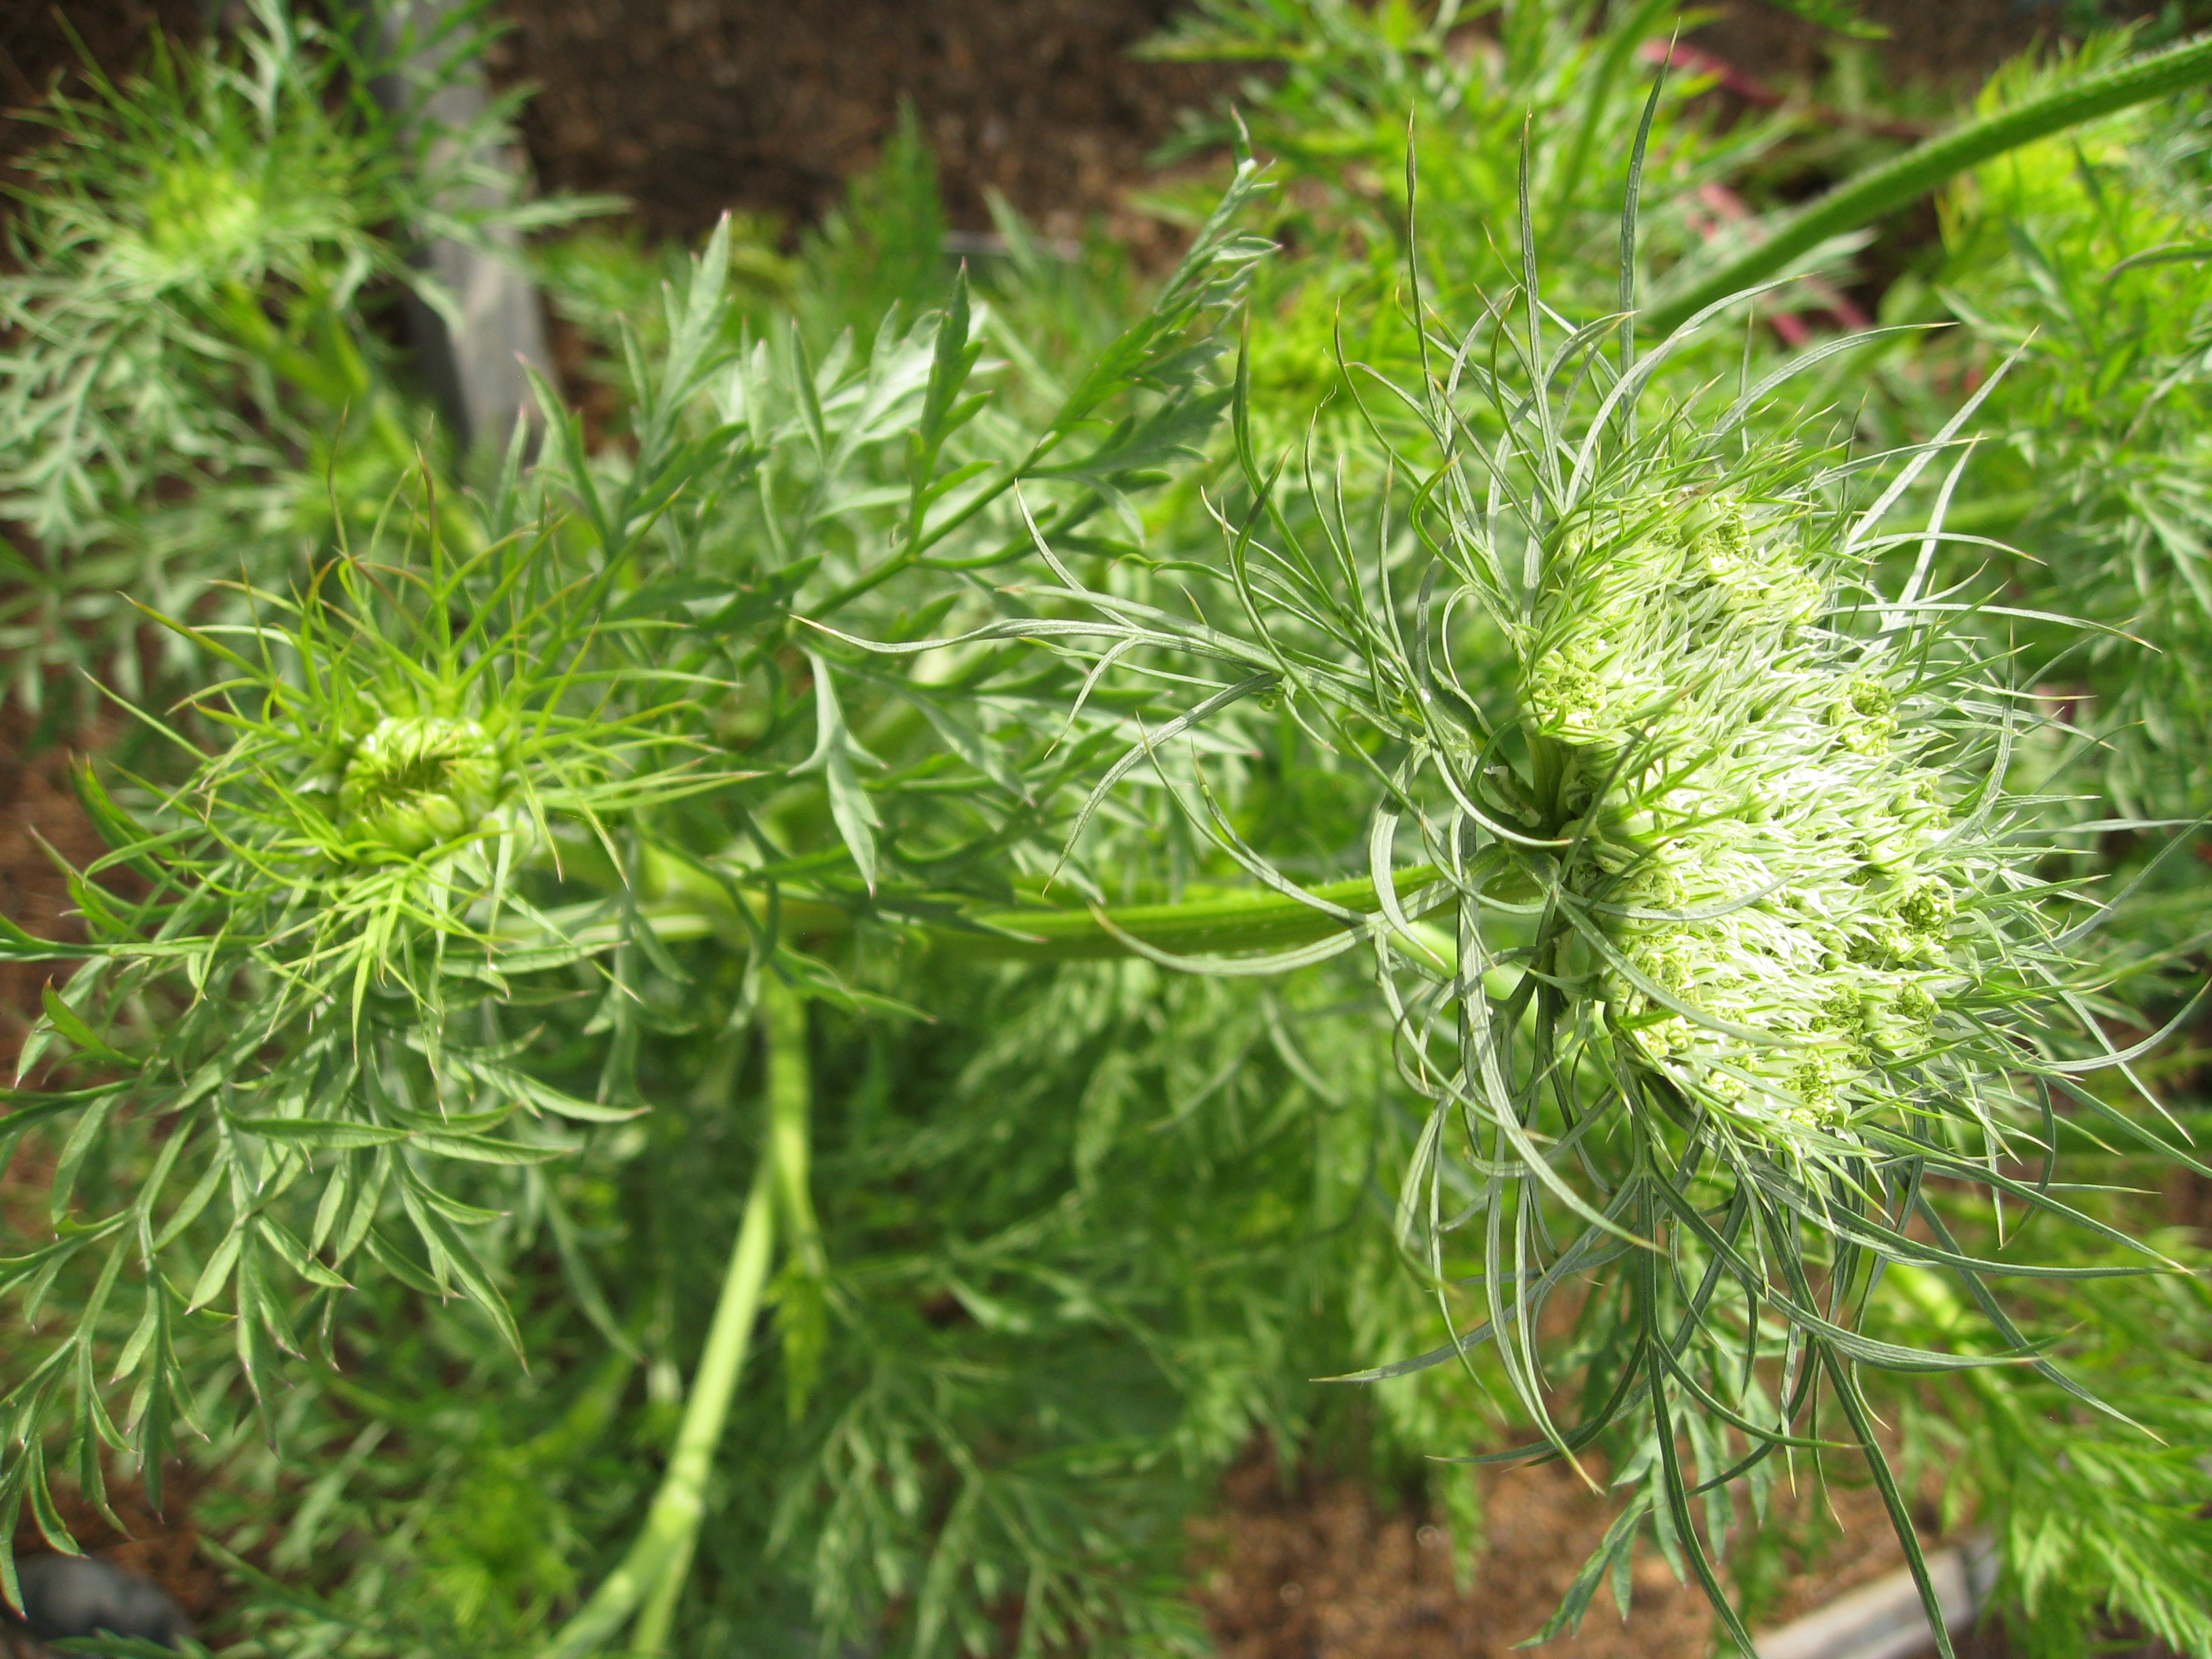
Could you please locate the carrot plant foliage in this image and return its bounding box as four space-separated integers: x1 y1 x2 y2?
3 4 2211 1658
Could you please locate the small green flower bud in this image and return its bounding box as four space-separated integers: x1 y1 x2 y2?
1788 1055 1842 1124
1831 677 1900 754
1693 507 1822 634
1896 880 1957 938
337 717 505 857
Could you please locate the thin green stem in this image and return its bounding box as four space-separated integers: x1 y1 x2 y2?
807 476 1097 626
1644 30 2212 336
536 1010 797 1659
809 549 921 626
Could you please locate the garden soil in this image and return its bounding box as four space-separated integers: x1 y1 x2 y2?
1195 1456 1716 1659
489 0 2179 246
0 0 2199 1653
0 713 106 1070
0 0 202 199
1195 1437 2003 1659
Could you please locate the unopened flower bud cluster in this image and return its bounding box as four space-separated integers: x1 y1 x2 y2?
335 715 509 855
1525 497 1961 1136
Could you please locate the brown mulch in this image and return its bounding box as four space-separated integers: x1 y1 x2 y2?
1196 1457 1714 1659
491 0 2205 258
10 1 2203 265
0 0 204 198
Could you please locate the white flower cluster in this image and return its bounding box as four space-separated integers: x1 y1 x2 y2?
1525 498 1955 1136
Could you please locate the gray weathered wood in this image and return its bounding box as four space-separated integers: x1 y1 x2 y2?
2 1554 191 1652
1754 1538 1998 1659
372 0 552 455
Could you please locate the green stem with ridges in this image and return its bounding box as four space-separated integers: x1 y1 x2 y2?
762 977 825 1275
628 851 1453 962
1644 30 2212 337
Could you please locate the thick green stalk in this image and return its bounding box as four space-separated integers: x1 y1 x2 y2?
942 865 1454 960
625 847 1452 964
535 1010 799 1659
1644 30 2212 337
533 1161 771 1659
761 977 825 1275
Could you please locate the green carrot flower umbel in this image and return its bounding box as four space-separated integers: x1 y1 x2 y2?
144 531 717 1021
1536 493 1961 1140
0 512 725 1515
1012 180 2200 1650
335 716 508 856
1312 308 2186 1652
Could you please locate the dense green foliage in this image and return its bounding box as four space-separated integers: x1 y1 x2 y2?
4 4 2212 1659
0 0 600 722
